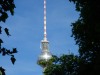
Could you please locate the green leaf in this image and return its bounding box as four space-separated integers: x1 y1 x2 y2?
11 55 16 65
0 67 5 75
0 39 3 43
0 12 8 22
4 28 11 36
12 48 17 53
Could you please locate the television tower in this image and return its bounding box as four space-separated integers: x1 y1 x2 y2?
37 0 52 71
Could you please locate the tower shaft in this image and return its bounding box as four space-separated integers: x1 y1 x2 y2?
37 0 52 68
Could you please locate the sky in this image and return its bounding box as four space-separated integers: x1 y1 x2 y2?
0 0 79 75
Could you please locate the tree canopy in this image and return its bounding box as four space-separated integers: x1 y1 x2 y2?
69 0 100 75
44 54 79 75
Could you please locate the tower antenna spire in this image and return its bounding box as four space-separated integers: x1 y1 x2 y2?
44 0 47 41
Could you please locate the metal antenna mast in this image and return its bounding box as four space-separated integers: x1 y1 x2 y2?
44 0 47 41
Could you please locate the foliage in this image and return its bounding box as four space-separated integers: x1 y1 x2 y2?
69 0 100 75
0 0 17 75
44 54 79 75
37 56 53 68
0 67 5 75
0 0 15 22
